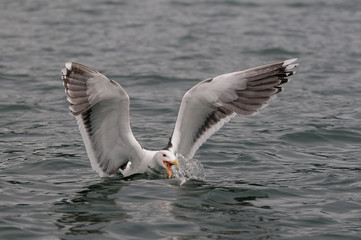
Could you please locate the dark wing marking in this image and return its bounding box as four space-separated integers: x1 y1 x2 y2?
167 59 298 159
62 62 143 176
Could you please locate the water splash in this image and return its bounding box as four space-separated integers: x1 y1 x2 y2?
173 155 206 185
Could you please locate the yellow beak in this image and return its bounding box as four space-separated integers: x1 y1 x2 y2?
163 160 179 179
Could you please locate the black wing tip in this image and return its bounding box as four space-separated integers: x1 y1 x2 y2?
61 63 71 79
282 58 299 72
283 58 298 66
62 62 99 77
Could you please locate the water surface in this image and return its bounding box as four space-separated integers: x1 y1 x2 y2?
1 0 361 239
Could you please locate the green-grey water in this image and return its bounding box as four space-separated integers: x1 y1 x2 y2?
1 0 361 239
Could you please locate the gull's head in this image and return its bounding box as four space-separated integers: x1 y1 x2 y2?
154 150 178 179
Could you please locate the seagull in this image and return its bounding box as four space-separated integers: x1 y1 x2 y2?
61 59 298 179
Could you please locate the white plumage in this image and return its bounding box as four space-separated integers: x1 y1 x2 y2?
61 59 298 179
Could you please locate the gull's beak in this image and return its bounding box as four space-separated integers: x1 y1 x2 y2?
163 160 179 179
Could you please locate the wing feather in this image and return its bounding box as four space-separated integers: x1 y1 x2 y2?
167 59 298 159
62 62 143 176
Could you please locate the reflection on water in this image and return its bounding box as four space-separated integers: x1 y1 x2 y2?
170 181 280 239
54 177 280 239
54 178 128 237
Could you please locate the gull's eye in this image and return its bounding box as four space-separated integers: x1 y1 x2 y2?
162 154 167 157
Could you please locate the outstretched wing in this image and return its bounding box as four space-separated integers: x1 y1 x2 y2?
62 62 143 177
167 59 298 159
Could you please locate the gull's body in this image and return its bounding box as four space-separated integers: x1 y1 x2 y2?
62 59 298 179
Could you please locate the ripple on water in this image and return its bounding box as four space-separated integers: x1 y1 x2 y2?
281 128 361 145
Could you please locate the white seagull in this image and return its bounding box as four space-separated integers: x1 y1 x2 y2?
61 59 298 179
